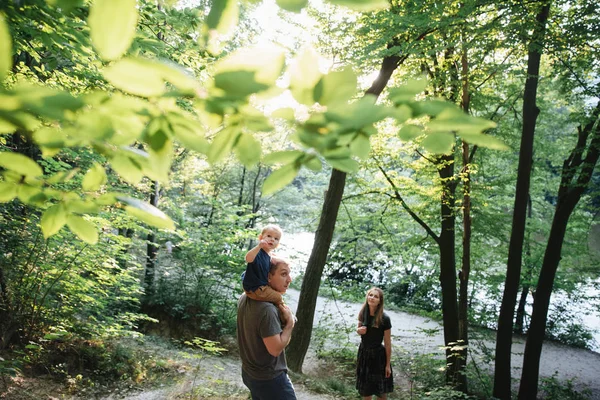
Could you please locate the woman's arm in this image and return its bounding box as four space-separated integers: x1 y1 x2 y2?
357 315 367 335
383 328 392 377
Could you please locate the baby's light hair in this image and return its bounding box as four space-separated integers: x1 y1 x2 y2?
261 224 282 236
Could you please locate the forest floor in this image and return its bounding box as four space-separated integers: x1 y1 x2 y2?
2 288 599 399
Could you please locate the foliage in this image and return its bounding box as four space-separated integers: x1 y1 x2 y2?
0 0 501 244
539 373 592 400
0 203 149 346
14 337 180 387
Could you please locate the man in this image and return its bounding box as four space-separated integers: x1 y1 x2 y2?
237 258 297 400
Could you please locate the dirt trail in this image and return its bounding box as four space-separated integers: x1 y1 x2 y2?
284 288 600 399
100 288 600 399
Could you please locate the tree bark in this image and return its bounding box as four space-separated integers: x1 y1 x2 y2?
518 102 600 399
457 44 471 393
436 153 461 386
144 180 160 299
493 2 551 398
286 169 347 372
286 50 402 373
515 196 534 334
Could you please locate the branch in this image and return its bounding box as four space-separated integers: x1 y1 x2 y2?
377 165 440 244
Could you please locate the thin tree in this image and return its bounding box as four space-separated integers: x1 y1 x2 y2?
493 1 551 397
286 47 404 372
518 102 600 399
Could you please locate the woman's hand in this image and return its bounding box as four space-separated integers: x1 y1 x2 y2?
357 326 367 335
385 365 391 378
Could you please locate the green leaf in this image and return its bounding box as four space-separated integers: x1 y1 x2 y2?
17 185 45 205
459 132 509 151
118 196 175 230
385 104 412 124
207 127 239 164
201 0 238 54
147 136 173 183
103 58 166 97
0 152 43 177
47 0 84 12
0 181 17 202
110 153 145 184
429 109 497 134
289 47 322 105
234 133 261 167
398 124 424 141
413 99 460 118
263 150 304 165
65 200 100 214
262 163 300 196
350 134 370 160
326 157 359 173
323 147 351 159
205 0 238 36
154 60 200 94
314 67 357 107
0 13 12 81
327 0 389 11
144 122 170 152
167 113 209 154
66 215 98 244
82 163 107 191
276 0 308 13
326 95 386 130
213 45 285 88
89 0 138 61
13 84 84 121
271 108 296 120
302 155 322 171
33 127 66 151
214 71 269 98
422 131 455 154
41 203 67 239
389 79 428 104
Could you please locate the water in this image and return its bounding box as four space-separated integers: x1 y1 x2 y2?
281 231 600 353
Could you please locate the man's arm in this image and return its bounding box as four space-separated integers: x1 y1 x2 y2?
263 306 294 357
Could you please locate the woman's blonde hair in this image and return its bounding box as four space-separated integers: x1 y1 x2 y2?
358 287 385 328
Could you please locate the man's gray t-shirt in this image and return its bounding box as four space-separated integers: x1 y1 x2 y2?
237 293 287 380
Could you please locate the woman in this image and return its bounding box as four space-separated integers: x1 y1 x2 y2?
356 287 393 400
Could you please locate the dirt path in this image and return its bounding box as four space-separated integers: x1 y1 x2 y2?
100 289 600 399
284 288 600 399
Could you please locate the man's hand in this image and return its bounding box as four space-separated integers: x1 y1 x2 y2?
279 304 295 329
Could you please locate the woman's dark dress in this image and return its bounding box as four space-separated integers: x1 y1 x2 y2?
356 311 394 397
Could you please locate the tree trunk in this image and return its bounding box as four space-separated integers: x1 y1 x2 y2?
287 49 402 372
513 285 529 334
457 44 471 393
493 2 551 398
286 169 347 372
518 102 600 399
117 227 134 270
515 196 534 335
436 153 461 387
237 166 246 211
144 180 160 299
